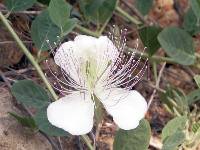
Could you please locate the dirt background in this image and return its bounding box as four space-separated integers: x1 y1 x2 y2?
0 0 200 149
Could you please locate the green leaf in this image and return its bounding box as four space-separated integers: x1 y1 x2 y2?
160 86 189 115
79 0 118 24
11 80 50 109
48 0 71 29
5 0 36 12
190 0 200 19
186 89 200 105
34 107 68 136
31 10 61 51
162 130 185 150
48 0 77 36
183 8 200 35
194 75 200 88
135 0 153 16
61 18 78 36
158 27 195 65
139 26 162 56
9 112 37 129
162 116 187 141
113 119 151 150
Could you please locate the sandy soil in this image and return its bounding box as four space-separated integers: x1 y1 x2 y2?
0 87 52 150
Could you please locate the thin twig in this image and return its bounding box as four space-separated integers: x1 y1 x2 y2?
163 69 193 85
57 137 63 150
4 68 32 80
0 69 12 88
5 67 34 76
179 66 196 77
1 9 41 15
148 62 166 108
0 41 33 44
142 80 166 93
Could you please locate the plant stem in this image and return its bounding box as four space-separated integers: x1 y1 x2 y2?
76 24 100 37
127 47 176 63
130 48 200 65
148 62 166 109
0 11 94 150
152 62 158 81
0 12 58 100
115 6 141 25
98 17 110 35
81 135 95 150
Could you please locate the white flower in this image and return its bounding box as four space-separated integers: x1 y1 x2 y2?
46 34 148 135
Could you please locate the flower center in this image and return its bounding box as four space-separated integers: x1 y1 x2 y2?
81 54 111 93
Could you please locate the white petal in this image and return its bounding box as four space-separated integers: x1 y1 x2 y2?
95 36 119 75
74 35 118 64
54 41 80 82
97 36 118 60
74 35 97 56
47 92 94 135
54 41 74 66
97 88 147 130
54 35 119 86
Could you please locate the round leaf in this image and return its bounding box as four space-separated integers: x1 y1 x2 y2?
135 0 153 15
162 116 187 141
139 26 162 56
183 8 200 35
48 0 71 29
61 18 78 36
162 130 185 150
79 0 118 24
190 0 200 19
5 0 36 12
113 119 151 150
158 27 195 65
31 10 61 51
11 80 50 109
